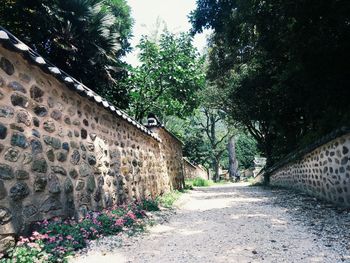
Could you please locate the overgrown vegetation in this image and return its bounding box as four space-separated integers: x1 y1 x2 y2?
186 177 212 187
156 191 184 208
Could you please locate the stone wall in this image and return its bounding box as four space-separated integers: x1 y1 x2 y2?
149 127 184 190
268 132 350 207
183 159 207 180
0 44 183 250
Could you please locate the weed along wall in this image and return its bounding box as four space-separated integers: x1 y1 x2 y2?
266 129 350 207
0 28 184 252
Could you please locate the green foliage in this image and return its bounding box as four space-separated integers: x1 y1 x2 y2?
191 0 350 166
0 0 133 108
186 177 212 187
126 31 205 121
156 191 183 208
169 109 257 181
1 240 49 263
139 198 160 212
174 106 232 181
236 133 259 169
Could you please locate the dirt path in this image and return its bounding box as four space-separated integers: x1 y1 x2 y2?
72 183 350 263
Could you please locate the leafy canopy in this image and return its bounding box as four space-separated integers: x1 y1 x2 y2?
0 0 133 108
126 31 205 121
190 0 350 165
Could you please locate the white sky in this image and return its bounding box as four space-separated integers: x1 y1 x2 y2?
124 0 210 66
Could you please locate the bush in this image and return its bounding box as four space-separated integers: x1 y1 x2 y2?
186 177 212 187
1 239 50 263
193 177 210 186
157 191 182 208
139 198 160 211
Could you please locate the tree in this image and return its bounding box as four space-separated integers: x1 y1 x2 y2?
235 132 259 170
190 0 350 166
0 0 133 108
168 108 258 181
227 136 239 181
126 31 205 121
195 107 230 182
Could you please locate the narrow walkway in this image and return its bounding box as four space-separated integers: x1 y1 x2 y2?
73 183 350 263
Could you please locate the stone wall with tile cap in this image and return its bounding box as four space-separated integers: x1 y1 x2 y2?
149 127 185 190
183 158 208 180
268 132 350 207
0 45 183 252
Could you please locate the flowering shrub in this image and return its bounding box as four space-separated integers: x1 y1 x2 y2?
0 200 158 263
139 198 160 212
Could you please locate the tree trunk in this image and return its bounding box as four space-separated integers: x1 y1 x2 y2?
228 136 240 182
203 165 210 180
212 157 220 182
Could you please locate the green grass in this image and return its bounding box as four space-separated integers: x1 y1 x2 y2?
185 177 233 187
156 190 183 208
185 177 212 187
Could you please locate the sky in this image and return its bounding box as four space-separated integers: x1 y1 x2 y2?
124 0 210 66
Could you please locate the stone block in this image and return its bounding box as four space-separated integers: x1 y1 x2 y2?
8 81 26 93
32 158 48 173
0 57 14 75
0 107 14 119
11 93 29 108
0 164 14 180
30 85 44 102
9 182 29 201
34 175 47 192
4 147 20 162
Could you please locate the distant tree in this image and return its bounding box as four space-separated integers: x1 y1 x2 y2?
168 110 258 180
235 133 259 170
126 31 205 121
165 115 210 167
165 107 229 182
195 107 230 182
0 0 133 108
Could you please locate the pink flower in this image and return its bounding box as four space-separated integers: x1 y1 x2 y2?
115 218 125 226
31 231 48 241
127 212 136 220
17 236 29 245
66 235 74 240
27 242 41 250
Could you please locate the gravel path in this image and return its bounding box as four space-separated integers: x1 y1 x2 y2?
72 183 350 263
